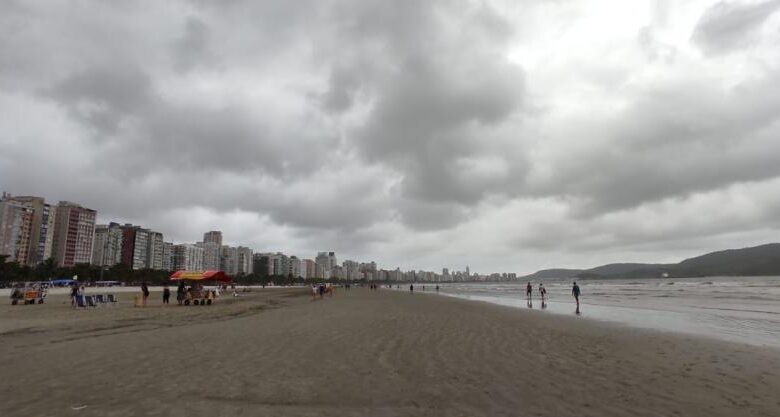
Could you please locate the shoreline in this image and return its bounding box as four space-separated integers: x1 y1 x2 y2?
1 288 778 416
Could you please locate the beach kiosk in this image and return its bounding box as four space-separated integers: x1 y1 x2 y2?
169 270 231 305
9 282 48 305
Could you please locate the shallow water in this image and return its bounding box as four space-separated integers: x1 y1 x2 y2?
429 277 780 348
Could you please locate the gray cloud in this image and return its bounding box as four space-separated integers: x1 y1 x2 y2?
691 0 780 55
2 0 780 272
173 17 213 72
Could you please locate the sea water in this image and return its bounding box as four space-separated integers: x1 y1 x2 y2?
434 276 780 348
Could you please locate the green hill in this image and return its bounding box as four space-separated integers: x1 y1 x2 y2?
522 243 780 280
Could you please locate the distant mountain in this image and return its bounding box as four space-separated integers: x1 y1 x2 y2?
522 243 780 280
523 268 583 279
675 243 780 276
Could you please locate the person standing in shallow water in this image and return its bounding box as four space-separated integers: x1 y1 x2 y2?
162 285 170 305
409 284 414 293
572 281 581 314
526 282 533 301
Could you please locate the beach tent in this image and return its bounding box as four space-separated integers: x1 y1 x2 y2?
50 279 77 286
169 270 231 282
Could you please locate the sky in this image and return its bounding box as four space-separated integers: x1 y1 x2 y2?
2 0 780 275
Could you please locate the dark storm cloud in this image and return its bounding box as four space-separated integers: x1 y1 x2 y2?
691 0 780 55
44 66 153 134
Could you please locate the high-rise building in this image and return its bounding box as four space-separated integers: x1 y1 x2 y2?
52 201 97 267
289 256 300 278
220 245 239 276
237 246 253 275
203 231 223 246
253 253 272 277
119 224 149 270
271 252 289 277
162 241 174 271
172 244 203 271
3 195 57 265
146 231 164 270
302 259 315 279
343 260 360 281
316 251 333 279
92 222 123 267
0 198 34 263
360 261 377 280
198 241 221 271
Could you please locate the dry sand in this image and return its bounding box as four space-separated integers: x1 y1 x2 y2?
1 288 778 417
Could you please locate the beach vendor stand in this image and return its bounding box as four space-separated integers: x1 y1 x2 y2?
169 270 231 306
9 282 49 305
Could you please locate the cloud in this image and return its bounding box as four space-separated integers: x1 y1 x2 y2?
691 0 780 55
2 0 780 273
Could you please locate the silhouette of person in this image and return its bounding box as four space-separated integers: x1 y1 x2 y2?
572 281 581 314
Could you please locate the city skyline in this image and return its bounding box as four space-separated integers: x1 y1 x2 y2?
3 191 501 280
2 1 780 274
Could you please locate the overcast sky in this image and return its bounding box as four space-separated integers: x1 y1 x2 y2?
2 0 780 274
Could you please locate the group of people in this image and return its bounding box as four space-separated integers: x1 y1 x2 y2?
311 283 335 300
135 281 223 307
524 281 582 313
408 284 440 292
69 284 88 306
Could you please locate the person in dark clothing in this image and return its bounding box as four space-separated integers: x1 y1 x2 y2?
176 282 185 305
526 282 533 301
572 281 581 314
409 284 414 292
162 285 171 305
140 282 150 306
435 285 439 292
70 284 78 307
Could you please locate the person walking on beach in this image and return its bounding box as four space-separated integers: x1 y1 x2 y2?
140 282 149 307
176 281 185 306
162 285 170 305
409 284 414 293
539 283 547 302
69 284 78 307
572 281 581 314
526 282 533 301
435 285 439 293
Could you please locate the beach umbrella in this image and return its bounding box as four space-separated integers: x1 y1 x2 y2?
169 270 231 282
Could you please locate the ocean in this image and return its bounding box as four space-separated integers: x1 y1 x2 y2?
430 276 780 348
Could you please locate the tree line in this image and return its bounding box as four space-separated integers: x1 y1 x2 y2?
0 255 358 286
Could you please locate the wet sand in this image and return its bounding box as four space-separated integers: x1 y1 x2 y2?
1 288 778 417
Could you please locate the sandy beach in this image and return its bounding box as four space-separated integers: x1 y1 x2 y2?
1 288 778 417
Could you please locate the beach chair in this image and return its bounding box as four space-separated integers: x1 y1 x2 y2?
107 294 117 306
95 294 107 307
73 295 87 309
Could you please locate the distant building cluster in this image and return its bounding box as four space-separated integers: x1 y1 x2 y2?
1 192 518 281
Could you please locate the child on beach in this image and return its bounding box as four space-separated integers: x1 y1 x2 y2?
162 285 170 305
